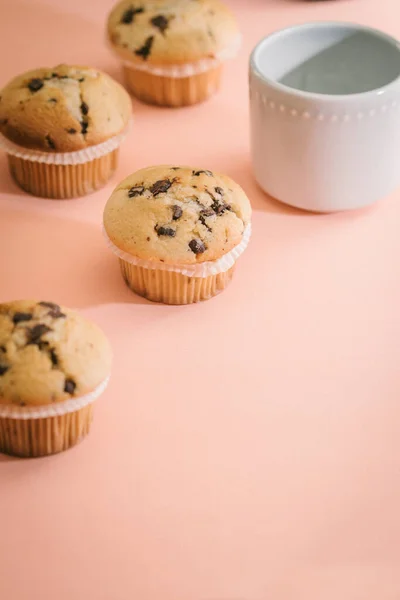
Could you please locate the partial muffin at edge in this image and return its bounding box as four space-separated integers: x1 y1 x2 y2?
0 300 112 406
107 0 239 66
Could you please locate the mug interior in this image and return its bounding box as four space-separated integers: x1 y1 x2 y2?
252 24 400 95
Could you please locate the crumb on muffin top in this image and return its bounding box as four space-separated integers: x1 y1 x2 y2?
0 300 112 406
103 165 251 265
0 64 132 152
107 0 239 66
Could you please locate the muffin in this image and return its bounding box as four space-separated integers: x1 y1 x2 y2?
103 165 251 304
107 0 241 107
0 300 112 457
0 64 132 198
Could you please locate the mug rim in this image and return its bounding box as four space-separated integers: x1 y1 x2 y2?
250 21 400 103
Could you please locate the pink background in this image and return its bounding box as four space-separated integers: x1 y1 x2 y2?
1 0 400 598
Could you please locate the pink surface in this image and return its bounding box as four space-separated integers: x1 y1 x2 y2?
1 0 400 598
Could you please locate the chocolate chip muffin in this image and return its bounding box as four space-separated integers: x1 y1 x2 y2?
103 165 251 304
0 300 112 457
107 0 240 106
0 64 132 198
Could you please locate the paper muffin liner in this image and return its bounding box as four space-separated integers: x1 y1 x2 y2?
120 260 236 304
0 377 109 457
0 376 109 420
0 124 131 165
7 150 119 199
103 224 251 278
123 64 223 107
0 123 131 198
117 35 241 106
0 404 95 457
120 34 242 78
104 224 251 304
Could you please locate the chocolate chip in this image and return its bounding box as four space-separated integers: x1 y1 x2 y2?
27 324 52 345
45 135 56 150
193 170 213 177
64 378 76 394
19 402 26 407
50 349 58 366
213 202 231 215
67 128 77 134
156 226 176 237
214 187 224 195
151 15 169 34
135 36 154 60
0 346 6 353
206 190 231 215
150 179 172 196
189 239 206 254
0 365 9 376
200 207 215 217
199 215 212 233
13 312 33 324
121 6 144 24
48 73 67 80
48 309 66 319
171 167 180 171
39 302 65 319
128 185 145 198
146 236 150 241
78 77 85 82
81 121 88 134
28 78 44 92
39 301 60 310
80 101 89 115
0 118 8 126
48 98 57 103
172 205 183 220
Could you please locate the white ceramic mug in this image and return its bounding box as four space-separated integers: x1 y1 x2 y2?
249 22 400 212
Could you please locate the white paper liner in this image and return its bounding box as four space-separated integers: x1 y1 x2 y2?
120 34 242 78
0 121 132 165
0 376 109 420
103 223 251 277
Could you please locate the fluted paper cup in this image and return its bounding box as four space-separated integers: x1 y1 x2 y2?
0 124 130 199
118 34 242 107
0 377 109 458
104 224 251 305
